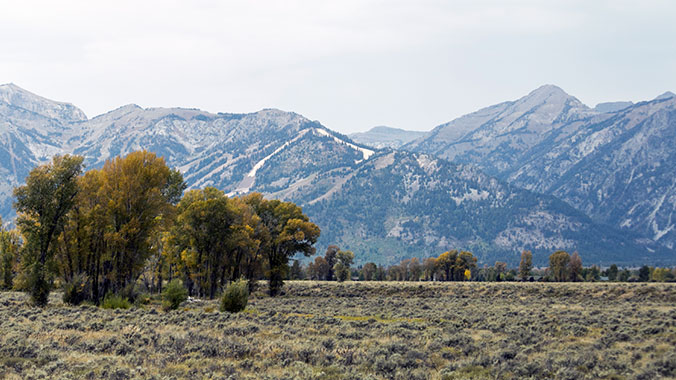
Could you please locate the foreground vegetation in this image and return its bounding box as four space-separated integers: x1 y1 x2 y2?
5 151 319 307
2 281 676 380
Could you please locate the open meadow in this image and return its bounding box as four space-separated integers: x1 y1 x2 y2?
1 281 676 380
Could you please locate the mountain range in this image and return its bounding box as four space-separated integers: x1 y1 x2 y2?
406 85 676 253
0 83 673 265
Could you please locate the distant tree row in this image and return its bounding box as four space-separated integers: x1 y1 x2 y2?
1 151 320 306
286 249 676 283
306 245 355 282
292 250 479 282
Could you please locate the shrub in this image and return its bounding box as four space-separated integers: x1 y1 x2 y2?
162 279 188 311
134 293 152 307
119 282 139 303
62 273 89 306
221 279 249 313
28 262 51 307
101 292 131 309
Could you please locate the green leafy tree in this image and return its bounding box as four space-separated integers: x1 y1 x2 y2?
518 250 533 280
324 245 339 281
455 251 477 281
549 251 570 282
0 222 21 290
651 267 672 282
437 250 458 281
399 259 411 281
423 257 437 281
289 260 304 280
495 261 507 281
387 264 404 281
638 265 650 282
361 262 377 281
246 195 320 296
606 264 619 281
100 150 180 297
408 258 422 281
333 250 354 282
584 265 601 282
48 151 183 304
171 187 240 298
619 268 631 282
62 272 90 305
376 265 387 281
230 194 267 292
14 154 84 306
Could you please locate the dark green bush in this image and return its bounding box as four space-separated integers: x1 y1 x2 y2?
135 293 152 307
62 273 89 306
101 292 131 309
162 279 188 311
220 279 249 313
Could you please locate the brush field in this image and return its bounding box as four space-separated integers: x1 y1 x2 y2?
1 281 676 380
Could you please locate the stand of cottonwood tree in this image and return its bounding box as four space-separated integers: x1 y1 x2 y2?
12 150 320 306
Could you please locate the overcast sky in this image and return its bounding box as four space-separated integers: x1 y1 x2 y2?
1 1 675 133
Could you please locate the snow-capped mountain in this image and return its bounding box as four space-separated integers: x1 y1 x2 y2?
508 96 676 250
405 85 596 175
0 84 88 217
0 83 671 265
407 86 676 251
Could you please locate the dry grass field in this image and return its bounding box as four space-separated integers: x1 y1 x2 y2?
1 281 676 380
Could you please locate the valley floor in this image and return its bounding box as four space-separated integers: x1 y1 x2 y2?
1 281 676 380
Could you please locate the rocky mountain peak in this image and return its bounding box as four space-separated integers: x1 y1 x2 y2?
655 91 676 100
527 84 569 98
516 84 588 111
0 83 88 123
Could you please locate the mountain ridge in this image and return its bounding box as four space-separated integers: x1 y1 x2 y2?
407 86 676 253
349 126 426 149
0 83 673 265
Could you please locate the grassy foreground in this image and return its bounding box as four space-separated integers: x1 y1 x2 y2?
1 281 676 380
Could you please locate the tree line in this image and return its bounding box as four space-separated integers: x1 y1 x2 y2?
1 151 320 306
300 249 478 282
290 249 676 283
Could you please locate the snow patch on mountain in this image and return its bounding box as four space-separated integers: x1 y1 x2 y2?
451 188 490 205
373 152 396 170
415 154 439 176
230 128 312 195
314 128 375 162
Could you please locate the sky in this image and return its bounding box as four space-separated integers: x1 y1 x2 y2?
1 1 675 134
